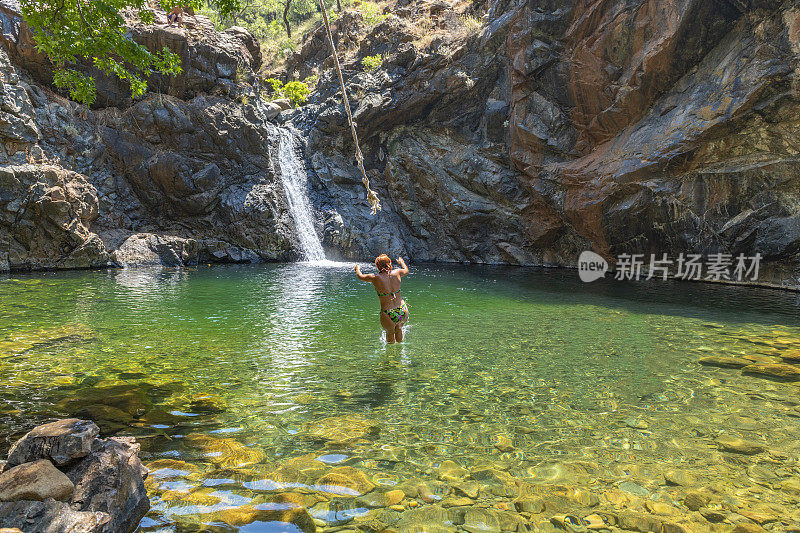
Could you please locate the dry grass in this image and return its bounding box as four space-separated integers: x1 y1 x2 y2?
261 15 328 75
458 14 482 35
259 0 484 73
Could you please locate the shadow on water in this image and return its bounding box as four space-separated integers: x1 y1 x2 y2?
348 346 404 408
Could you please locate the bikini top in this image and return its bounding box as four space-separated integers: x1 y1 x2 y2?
377 288 401 297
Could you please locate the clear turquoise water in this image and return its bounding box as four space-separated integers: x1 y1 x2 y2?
1 264 800 531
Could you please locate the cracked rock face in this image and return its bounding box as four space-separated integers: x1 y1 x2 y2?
0 2 296 272
0 0 262 109
66 436 150 533
1 0 800 287
0 500 111 532
293 0 800 286
7 418 99 467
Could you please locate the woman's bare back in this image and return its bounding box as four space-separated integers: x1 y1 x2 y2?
354 256 410 343
372 270 402 310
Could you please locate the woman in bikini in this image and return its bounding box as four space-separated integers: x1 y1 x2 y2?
354 255 409 343
166 5 184 27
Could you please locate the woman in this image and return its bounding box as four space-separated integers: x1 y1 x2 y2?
166 5 184 27
355 255 410 343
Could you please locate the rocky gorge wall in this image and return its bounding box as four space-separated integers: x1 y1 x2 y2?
1 0 800 289
293 0 800 287
0 0 301 271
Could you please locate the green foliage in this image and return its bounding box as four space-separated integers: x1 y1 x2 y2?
357 1 385 26
21 0 242 106
202 0 343 41
265 78 312 107
266 77 284 94
361 54 382 71
283 80 311 107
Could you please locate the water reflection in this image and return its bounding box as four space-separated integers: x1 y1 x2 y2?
255 264 327 391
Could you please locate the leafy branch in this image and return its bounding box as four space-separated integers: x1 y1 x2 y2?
21 0 242 105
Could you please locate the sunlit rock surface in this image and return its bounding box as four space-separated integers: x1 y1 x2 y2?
293 0 800 287
1 0 800 287
0 419 149 533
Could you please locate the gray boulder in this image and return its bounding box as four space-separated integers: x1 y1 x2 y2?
0 419 149 533
66 436 149 533
7 418 99 467
0 499 111 532
0 460 74 502
112 233 198 267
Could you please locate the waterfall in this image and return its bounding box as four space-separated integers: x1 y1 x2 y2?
275 127 326 262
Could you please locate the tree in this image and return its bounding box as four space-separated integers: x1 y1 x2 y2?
21 0 242 106
283 0 293 37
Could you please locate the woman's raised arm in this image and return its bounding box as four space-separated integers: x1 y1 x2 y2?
396 257 409 276
354 265 374 282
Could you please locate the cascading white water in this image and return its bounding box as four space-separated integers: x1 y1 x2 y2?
275 127 326 261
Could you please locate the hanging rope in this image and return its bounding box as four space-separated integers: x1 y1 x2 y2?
318 0 381 214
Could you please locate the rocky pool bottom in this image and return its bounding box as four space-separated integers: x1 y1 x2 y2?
0 264 799 532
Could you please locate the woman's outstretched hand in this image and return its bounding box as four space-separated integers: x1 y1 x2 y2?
396 257 409 276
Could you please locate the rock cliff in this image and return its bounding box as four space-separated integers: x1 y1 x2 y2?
292 0 800 286
0 0 299 271
1 0 800 287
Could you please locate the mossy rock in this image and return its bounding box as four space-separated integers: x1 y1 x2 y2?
315 466 376 496
252 491 327 509
715 434 765 455
189 395 228 414
781 349 800 363
185 433 266 469
146 458 201 475
437 460 469 482
205 506 316 532
161 487 222 506
357 488 405 508
273 454 328 484
742 363 800 381
304 415 379 444
462 508 502 533
396 505 454 533
58 384 153 418
0 324 94 356
73 403 134 435
698 356 749 369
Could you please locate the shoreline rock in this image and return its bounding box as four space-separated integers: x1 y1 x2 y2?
7 418 99 467
0 419 149 533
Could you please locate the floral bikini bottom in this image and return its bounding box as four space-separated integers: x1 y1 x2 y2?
382 300 408 324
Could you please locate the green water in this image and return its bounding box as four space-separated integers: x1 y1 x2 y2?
2 264 800 531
